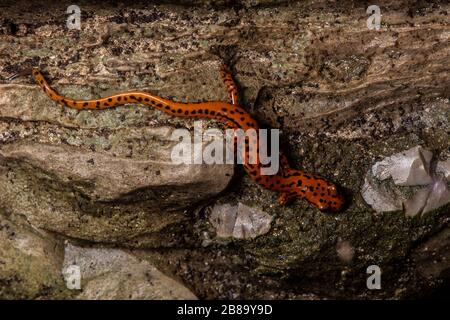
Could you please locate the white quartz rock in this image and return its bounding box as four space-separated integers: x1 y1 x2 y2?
209 203 273 239
372 146 433 186
362 146 450 217
404 179 450 217
361 174 403 212
436 160 450 181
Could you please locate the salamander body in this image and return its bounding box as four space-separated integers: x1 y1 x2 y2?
28 66 344 211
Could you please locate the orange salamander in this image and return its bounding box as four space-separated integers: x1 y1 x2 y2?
12 65 344 212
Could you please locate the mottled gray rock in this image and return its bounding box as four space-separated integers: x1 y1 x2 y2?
0 140 232 202
63 243 197 300
209 202 273 239
0 214 70 299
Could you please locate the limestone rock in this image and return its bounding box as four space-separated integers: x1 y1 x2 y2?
63 243 197 300
0 214 69 299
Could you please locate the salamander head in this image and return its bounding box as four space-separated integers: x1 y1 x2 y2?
292 173 345 212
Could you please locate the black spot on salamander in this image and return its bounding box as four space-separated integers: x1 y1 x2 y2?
117 96 122 101
165 106 170 110
191 110 197 115
198 109 203 114
83 102 89 107
177 109 182 113
144 98 149 102
130 95 136 100
137 97 142 102
210 111 215 115
184 111 189 115
108 98 112 102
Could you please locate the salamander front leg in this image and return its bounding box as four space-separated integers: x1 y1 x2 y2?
278 192 296 206
219 64 239 105
279 152 295 177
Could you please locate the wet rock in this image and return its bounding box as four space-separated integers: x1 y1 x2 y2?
209 202 273 239
63 243 197 300
413 227 450 280
0 214 69 299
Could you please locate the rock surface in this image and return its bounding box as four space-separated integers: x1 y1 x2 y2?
63 243 197 300
0 213 71 299
0 0 449 299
